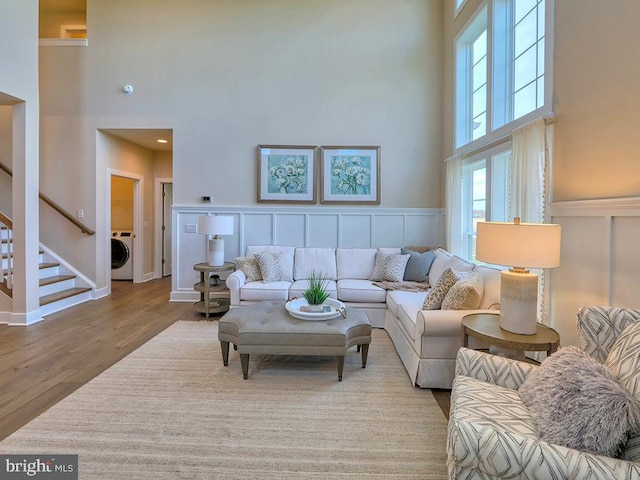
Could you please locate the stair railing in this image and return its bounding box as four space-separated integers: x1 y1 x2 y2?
0 211 13 290
0 163 95 236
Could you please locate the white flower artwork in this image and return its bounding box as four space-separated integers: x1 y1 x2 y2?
320 146 380 204
257 145 317 203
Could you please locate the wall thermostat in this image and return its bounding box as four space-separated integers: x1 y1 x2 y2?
123 84 134 94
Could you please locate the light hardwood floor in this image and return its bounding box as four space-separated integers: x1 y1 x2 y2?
0 277 450 441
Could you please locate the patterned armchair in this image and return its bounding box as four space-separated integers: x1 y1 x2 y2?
446 306 640 479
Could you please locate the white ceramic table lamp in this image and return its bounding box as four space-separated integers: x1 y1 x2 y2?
198 215 234 266
476 218 561 335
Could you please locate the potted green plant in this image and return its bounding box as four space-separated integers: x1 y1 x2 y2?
302 271 330 312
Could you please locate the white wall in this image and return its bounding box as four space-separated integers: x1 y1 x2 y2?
0 0 42 323
0 106 12 215
553 1 640 202
550 198 640 346
34 0 446 291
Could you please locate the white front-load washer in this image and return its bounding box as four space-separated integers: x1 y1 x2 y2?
111 231 134 280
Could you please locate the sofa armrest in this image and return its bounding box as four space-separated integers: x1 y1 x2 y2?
455 347 537 390
226 270 246 306
416 309 498 338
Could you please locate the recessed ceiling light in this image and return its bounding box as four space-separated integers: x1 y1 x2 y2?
157 139 168 144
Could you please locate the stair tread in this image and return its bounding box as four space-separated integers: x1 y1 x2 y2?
0 279 11 298
40 287 92 306
39 262 60 269
40 274 76 287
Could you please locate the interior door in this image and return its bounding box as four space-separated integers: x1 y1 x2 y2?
162 183 173 277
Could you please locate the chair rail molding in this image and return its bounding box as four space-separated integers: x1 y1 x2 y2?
170 205 445 302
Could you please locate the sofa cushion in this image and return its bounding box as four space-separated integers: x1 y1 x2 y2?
386 290 427 318
519 346 640 458
442 270 484 310
289 279 338 300
476 265 502 309
423 267 459 310
369 251 410 282
256 251 294 283
240 280 291 302
401 248 435 282
293 248 337 281
234 255 262 283
428 249 475 286
336 248 377 280
336 279 386 303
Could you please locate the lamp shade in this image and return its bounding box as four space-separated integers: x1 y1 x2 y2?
198 215 234 236
476 221 561 269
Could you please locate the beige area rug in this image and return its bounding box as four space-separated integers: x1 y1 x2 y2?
0 321 448 479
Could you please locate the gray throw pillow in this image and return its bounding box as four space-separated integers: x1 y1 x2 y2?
519 346 640 458
401 248 435 283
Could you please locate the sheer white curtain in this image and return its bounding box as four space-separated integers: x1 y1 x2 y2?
510 117 555 323
445 155 463 255
510 118 547 223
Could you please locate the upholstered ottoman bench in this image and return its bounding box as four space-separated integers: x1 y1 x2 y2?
218 301 372 381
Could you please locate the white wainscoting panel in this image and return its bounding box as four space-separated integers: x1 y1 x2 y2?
171 206 444 302
339 214 372 247
275 213 307 246
308 214 339 247
550 197 640 347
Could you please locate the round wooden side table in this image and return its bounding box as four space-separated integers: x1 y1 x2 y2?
193 262 235 318
462 313 560 358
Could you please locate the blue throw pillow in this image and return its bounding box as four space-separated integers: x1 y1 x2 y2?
401 248 435 283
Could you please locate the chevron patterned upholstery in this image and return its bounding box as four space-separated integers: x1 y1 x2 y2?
447 306 640 479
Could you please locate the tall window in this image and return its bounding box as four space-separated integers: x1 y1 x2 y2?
460 147 511 261
455 0 548 149
455 6 488 148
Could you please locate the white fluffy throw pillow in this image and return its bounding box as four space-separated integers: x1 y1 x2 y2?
369 252 410 282
519 346 640 458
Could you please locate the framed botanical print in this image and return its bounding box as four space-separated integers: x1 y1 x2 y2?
320 146 380 204
257 145 317 203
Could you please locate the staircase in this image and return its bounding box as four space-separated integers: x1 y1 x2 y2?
1 225 94 318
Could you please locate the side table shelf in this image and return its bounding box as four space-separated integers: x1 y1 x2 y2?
193 262 235 318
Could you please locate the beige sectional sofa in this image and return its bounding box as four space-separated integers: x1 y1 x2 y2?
384 249 501 388
226 245 501 388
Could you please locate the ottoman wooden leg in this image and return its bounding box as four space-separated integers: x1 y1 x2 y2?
361 344 369 368
337 356 345 381
240 354 250 379
220 341 229 366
